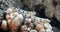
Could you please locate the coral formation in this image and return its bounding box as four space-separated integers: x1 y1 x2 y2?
0 0 60 32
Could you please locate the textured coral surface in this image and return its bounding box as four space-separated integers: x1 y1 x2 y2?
0 0 60 32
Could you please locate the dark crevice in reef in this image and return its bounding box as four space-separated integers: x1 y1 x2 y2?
52 0 57 8
22 5 31 11
50 16 60 30
34 4 46 18
0 2 3 10
0 28 6 32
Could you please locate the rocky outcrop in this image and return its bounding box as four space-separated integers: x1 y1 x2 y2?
54 0 60 21
44 0 55 18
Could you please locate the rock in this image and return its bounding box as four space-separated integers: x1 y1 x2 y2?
22 0 43 10
55 4 60 21
44 0 55 18
13 0 22 8
54 0 60 3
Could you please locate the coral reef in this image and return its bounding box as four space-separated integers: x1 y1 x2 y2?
0 0 60 32
0 7 53 32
